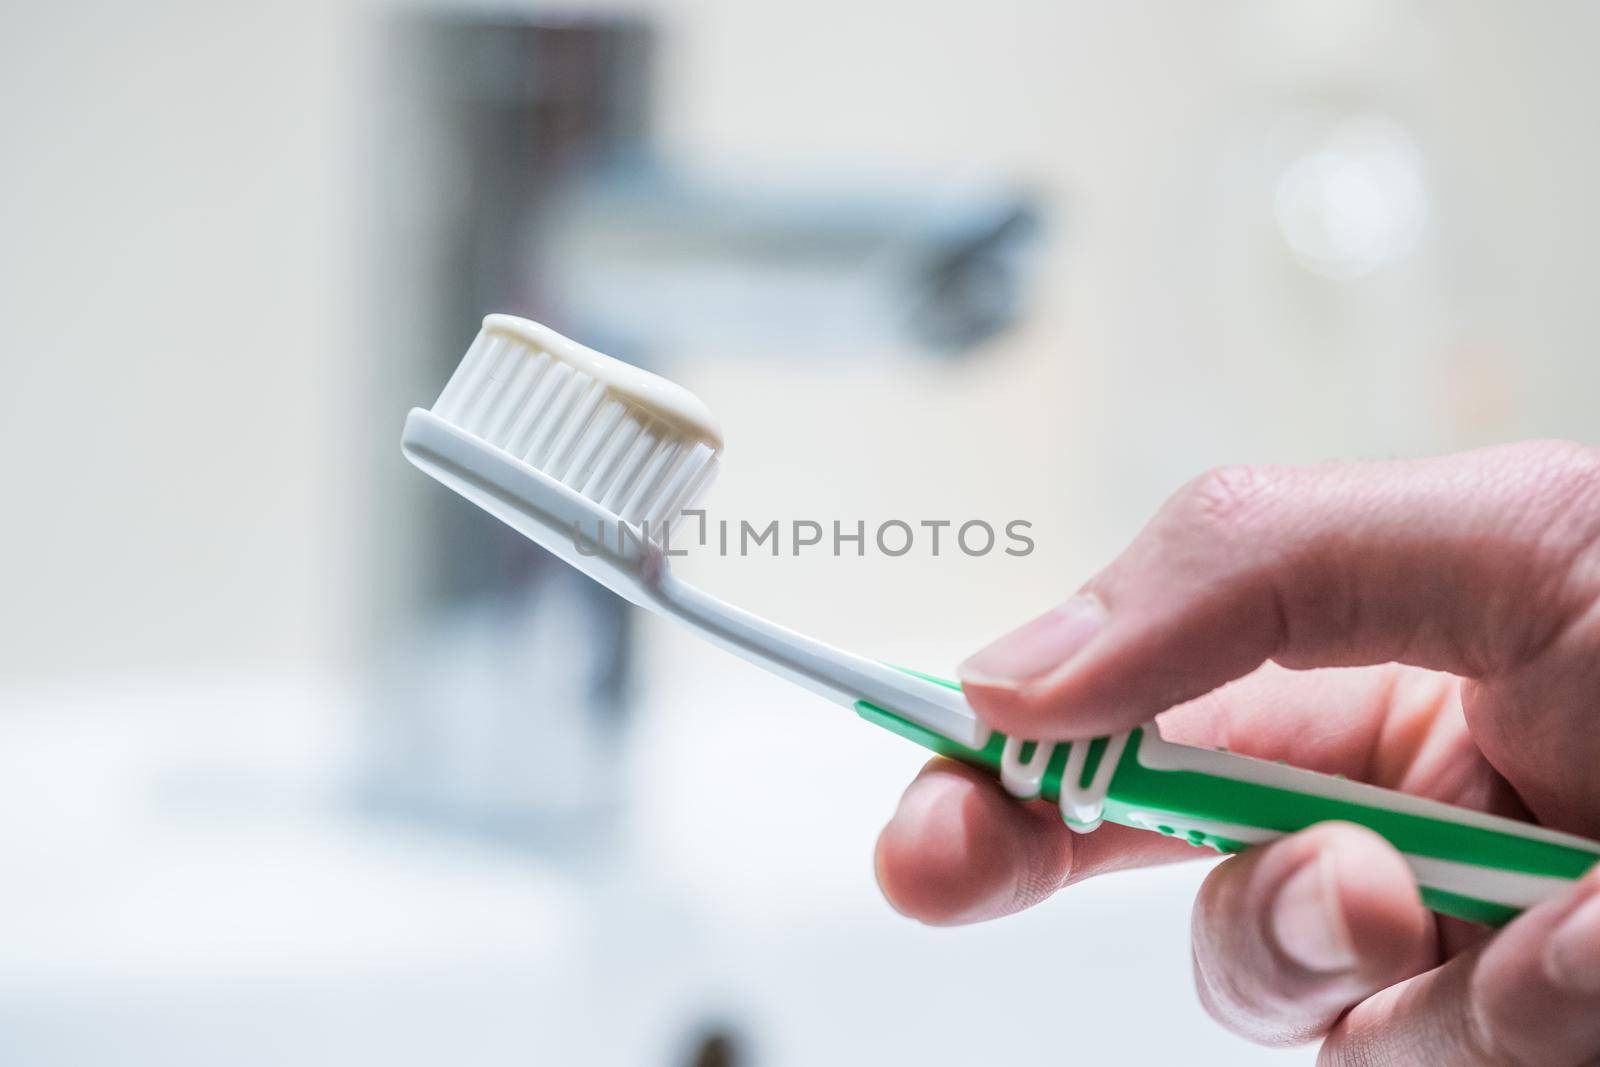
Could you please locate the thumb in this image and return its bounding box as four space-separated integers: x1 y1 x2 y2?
959 441 1600 738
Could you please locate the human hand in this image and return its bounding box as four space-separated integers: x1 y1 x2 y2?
876 440 1600 1063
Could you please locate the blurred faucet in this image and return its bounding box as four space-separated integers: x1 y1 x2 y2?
548 172 1039 358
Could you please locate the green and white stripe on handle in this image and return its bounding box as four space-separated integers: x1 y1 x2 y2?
857 683 1600 927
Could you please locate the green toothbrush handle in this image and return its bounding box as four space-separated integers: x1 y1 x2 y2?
857 698 1600 926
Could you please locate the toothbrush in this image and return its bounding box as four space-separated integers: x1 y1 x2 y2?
402 314 1600 926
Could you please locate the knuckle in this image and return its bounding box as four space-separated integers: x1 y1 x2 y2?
1177 464 1283 535
1506 440 1600 639
1517 436 1600 478
1512 439 1600 529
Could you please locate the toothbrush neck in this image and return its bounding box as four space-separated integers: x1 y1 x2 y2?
652 573 985 746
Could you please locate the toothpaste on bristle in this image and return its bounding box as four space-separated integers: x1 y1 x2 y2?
431 315 722 537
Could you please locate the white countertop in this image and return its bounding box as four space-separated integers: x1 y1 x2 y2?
0 648 1308 1065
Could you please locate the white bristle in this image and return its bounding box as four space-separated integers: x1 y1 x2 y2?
543 380 607 473
652 445 715 525
458 336 518 430
518 363 578 463
600 429 658 514
504 356 565 457
557 400 624 487
580 417 644 500
620 440 680 524
430 322 722 540
432 331 495 421
481 350 549 447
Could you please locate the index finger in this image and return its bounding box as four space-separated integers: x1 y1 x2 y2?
958 441 1600 740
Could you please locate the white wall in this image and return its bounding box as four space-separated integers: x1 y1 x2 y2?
0 0 364 679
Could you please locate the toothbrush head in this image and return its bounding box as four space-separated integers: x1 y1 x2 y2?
401 315 723 604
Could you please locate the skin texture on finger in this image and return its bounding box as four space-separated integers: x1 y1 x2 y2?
959 440 1600 742
1190 823 1436 1048
1320 867 1600 1066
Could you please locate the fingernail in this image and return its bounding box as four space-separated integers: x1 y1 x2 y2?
1271 852 1358 975
1545 876 1600 994
958 595 1107 689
